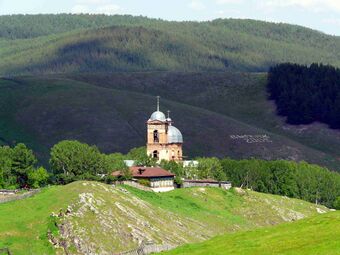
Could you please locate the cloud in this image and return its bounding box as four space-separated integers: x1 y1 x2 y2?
259 0 340 13
323 18 340 26
216 0 243 4
96 4 121 14
71 4 90 13
71 0 121 14
76 0 111 4
188 0 206 11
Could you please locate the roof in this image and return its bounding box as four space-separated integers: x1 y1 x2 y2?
184 179 231 184
112 166 175 178
168 125 183 143
149 111 166 122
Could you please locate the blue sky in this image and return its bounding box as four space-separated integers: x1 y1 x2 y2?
0 0 340 36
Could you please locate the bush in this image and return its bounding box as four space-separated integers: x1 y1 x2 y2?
138 179 150 187
334 197 340 210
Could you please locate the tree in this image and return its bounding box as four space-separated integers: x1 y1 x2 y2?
11 143 37 188
28 167 49 188
127 147 156 167
160 160 184 184
334 197 340 210
0 146 14 188
50 140 108 183
196 157 227 181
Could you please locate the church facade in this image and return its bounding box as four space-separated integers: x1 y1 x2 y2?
146 97 183 162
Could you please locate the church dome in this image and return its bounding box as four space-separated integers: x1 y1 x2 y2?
150 111 166 121
168 125 183 143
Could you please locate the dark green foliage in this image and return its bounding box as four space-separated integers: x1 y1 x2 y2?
160 160 184 184
127 147 157 167
195 157 227 181
221 158 340 208
11 143 38 187
138 179 151 187
334 197 340 210
1 15 340 75
49 140 109 183
267 63 340 128
27 167 49 189
0 144 47 188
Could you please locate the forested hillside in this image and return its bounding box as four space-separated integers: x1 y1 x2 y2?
268 63 340 129
0 14 340 75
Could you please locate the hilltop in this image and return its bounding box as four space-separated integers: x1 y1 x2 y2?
0 181 329 254
0 14 340 75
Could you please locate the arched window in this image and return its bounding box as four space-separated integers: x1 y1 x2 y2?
153 130 159 143
153 150 159 159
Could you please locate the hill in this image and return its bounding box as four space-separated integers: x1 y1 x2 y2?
162 210 340 255
0 181 329 254
1 73 339 170
0 14 340 75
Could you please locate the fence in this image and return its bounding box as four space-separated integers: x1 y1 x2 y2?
0 189 40 204
0 247 11 255
118 241 175 255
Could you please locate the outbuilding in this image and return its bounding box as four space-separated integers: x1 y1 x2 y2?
112 166 175 192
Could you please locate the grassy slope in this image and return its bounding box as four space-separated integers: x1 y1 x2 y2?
0 15 340 75
0 181 328 254
162 211 340 255
0 75 338 170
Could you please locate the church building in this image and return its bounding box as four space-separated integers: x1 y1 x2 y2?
146 97 183 162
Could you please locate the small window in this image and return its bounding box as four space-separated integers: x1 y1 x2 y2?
153 130 159 143
153 150 159 159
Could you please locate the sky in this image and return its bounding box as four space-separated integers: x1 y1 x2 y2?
0 0 339 36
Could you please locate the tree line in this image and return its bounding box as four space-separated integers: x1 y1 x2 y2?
0 140 339 209
267 63 340 128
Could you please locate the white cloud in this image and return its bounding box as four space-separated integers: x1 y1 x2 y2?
323 18 340 26
76 0 111 4
188 0 206 11
216 0 243 4
96 4 121 14
259 0 340 13
71 0 121 15
71 4 90 13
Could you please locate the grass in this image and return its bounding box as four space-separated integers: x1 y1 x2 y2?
0 183 82 254
162 211 340 255
0 181 329 254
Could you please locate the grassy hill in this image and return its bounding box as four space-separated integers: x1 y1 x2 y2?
1 74 339 170
0 14 340 75
162 210 340 255
0 181 329 254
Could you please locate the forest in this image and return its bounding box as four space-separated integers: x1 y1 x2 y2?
267 63 340 128
0 141 339 209
1 14 340 75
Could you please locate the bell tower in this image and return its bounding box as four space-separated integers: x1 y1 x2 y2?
146 96 183 162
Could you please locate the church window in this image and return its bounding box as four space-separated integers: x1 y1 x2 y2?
153 130 159 143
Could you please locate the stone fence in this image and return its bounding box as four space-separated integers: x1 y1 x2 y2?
118 241 175 255
0 189 40 204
